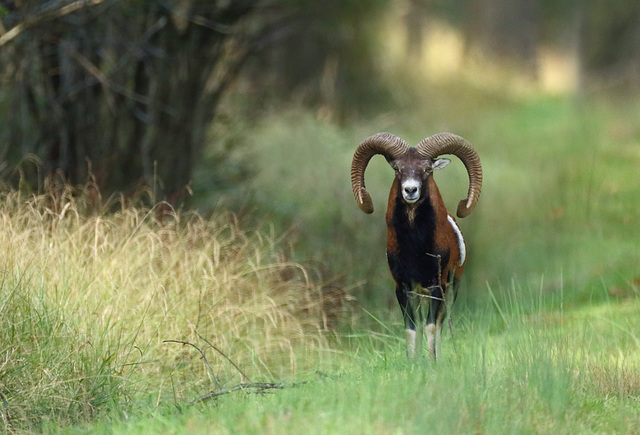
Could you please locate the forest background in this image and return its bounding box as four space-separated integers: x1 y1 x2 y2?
1 0 640 433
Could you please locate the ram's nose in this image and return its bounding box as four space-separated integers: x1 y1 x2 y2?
401 180 421 203
404 186 418 196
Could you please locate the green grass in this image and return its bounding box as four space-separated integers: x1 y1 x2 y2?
78 292 640 434
2 77 640 432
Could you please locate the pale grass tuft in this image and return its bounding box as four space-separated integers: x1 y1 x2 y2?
584 356 640 399
0 187 344 429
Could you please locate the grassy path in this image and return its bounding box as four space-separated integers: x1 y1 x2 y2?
79 295 640 434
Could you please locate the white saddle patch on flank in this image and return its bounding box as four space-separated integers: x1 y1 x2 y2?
447 215 466 266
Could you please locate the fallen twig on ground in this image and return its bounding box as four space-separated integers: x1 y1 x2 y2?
164 336 307 405
163 339 222 389
192 381 305 405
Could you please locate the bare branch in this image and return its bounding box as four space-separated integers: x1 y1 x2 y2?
163 339 222 389
192 382 304 405
196 332 251 383
65 47 116 111
165 336 311 406
0 0 106 47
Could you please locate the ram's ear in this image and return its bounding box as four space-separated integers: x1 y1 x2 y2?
432 158 451 171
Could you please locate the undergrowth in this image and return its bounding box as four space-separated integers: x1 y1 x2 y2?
0 186 346 431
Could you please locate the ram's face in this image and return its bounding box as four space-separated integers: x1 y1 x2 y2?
390 149 450 204
391 158 429 204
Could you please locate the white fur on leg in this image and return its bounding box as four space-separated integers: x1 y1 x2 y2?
415 323 423 358
435 322 442 360
405 329 417 359
426 323 437 360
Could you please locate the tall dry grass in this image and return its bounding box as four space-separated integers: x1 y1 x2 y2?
0 185 343 430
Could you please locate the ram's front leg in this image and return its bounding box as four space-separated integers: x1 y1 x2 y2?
396 284 424 358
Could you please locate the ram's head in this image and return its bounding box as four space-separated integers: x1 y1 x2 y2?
350 132 483 217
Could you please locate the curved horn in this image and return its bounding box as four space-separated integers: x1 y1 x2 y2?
351 132 410 214
416 132 483 218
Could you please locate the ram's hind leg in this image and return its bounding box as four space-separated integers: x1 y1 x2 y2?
425 289 444 360
427 272 459 360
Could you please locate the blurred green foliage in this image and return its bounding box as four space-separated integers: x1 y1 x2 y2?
0 0 637 325
213 83 640 317
1 0 638 198
1 4 640 432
